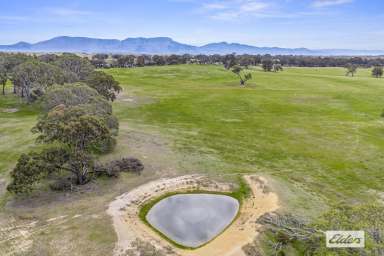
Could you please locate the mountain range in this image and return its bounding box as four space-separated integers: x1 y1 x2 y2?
0 36 383 56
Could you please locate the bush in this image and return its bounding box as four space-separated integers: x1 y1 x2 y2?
372 66 383 78
91 137 117 154
49 177 75 191
95 157 144 177
256 204 384 255
123 238 169 256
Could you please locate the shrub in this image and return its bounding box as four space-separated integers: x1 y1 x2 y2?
372 66 383 78
49 177 75 191
261 58 273 71
95 157 144 177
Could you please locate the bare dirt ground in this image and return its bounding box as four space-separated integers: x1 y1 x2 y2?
0 213 82 256
0 124 185 256
1 108 19 113
107 175 279 256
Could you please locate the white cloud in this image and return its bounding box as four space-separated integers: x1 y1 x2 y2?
178 0 348 21
0 7 95 26
45 7 93 17
240 1 268 12
200 0 270 20
312 0 353 8
203 3 229 9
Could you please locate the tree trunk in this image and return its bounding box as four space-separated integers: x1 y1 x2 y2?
73 163 89 185
76 172 87 185
70 153 91 185
2 83 4 95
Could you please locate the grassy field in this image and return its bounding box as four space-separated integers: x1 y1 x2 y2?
107 65 384 205
0 65 383 255
0 85 39 179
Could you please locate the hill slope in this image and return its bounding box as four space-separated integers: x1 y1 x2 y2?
1 36 383 55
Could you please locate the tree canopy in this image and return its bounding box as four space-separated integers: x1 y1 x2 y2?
7 146 70 194
85 71 122 101
53 53 94 81
231 65 252 86
12 61 66 101
7 82 123 193
345 63 358 76
3 53 144 195
34 105 111 151
0 64 7 95
372 66 383 78
223 54 237 70
41 83 108 110
272 62 283 72
8 97 118 193
261 58 273 72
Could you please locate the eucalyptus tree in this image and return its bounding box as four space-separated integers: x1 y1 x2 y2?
116 55 135 68
372 66 383 78
38 54 58 64
34 105 111 183
1 53 34 93
12 61 65 101
0 65 7 95
85 71 122 101
166 54 182 65
91 54 109 68
345 63 357 77
223 54 237 70
135 55 145 67
41 83 119 138
273 63 283 72
7 83 120 193
7 106 112 192
261 58 273 72
152 55 166 66
7 146 71 193
231 65 252 86
238 54 256 67
53 53 94 81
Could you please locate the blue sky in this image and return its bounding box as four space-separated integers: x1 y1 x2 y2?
0 0 383 49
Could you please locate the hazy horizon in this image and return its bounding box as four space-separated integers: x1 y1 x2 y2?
1 0 383 50
3 35 384 52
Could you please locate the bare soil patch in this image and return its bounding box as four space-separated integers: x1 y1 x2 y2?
1 108 19 113
107 175 279 256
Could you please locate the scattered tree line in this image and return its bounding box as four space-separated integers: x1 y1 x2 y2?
88 53 384 69
0 53 143 194
344 62 383 78
1 53 383 94
91 53 384 80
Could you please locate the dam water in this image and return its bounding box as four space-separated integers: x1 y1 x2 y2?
146 194 239 248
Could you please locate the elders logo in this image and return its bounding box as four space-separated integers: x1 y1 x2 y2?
326 231 365 248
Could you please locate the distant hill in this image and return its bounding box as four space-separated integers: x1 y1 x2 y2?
0 36 383 56
199 42 314 55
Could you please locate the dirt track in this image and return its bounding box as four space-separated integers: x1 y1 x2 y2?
107 175 279 256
